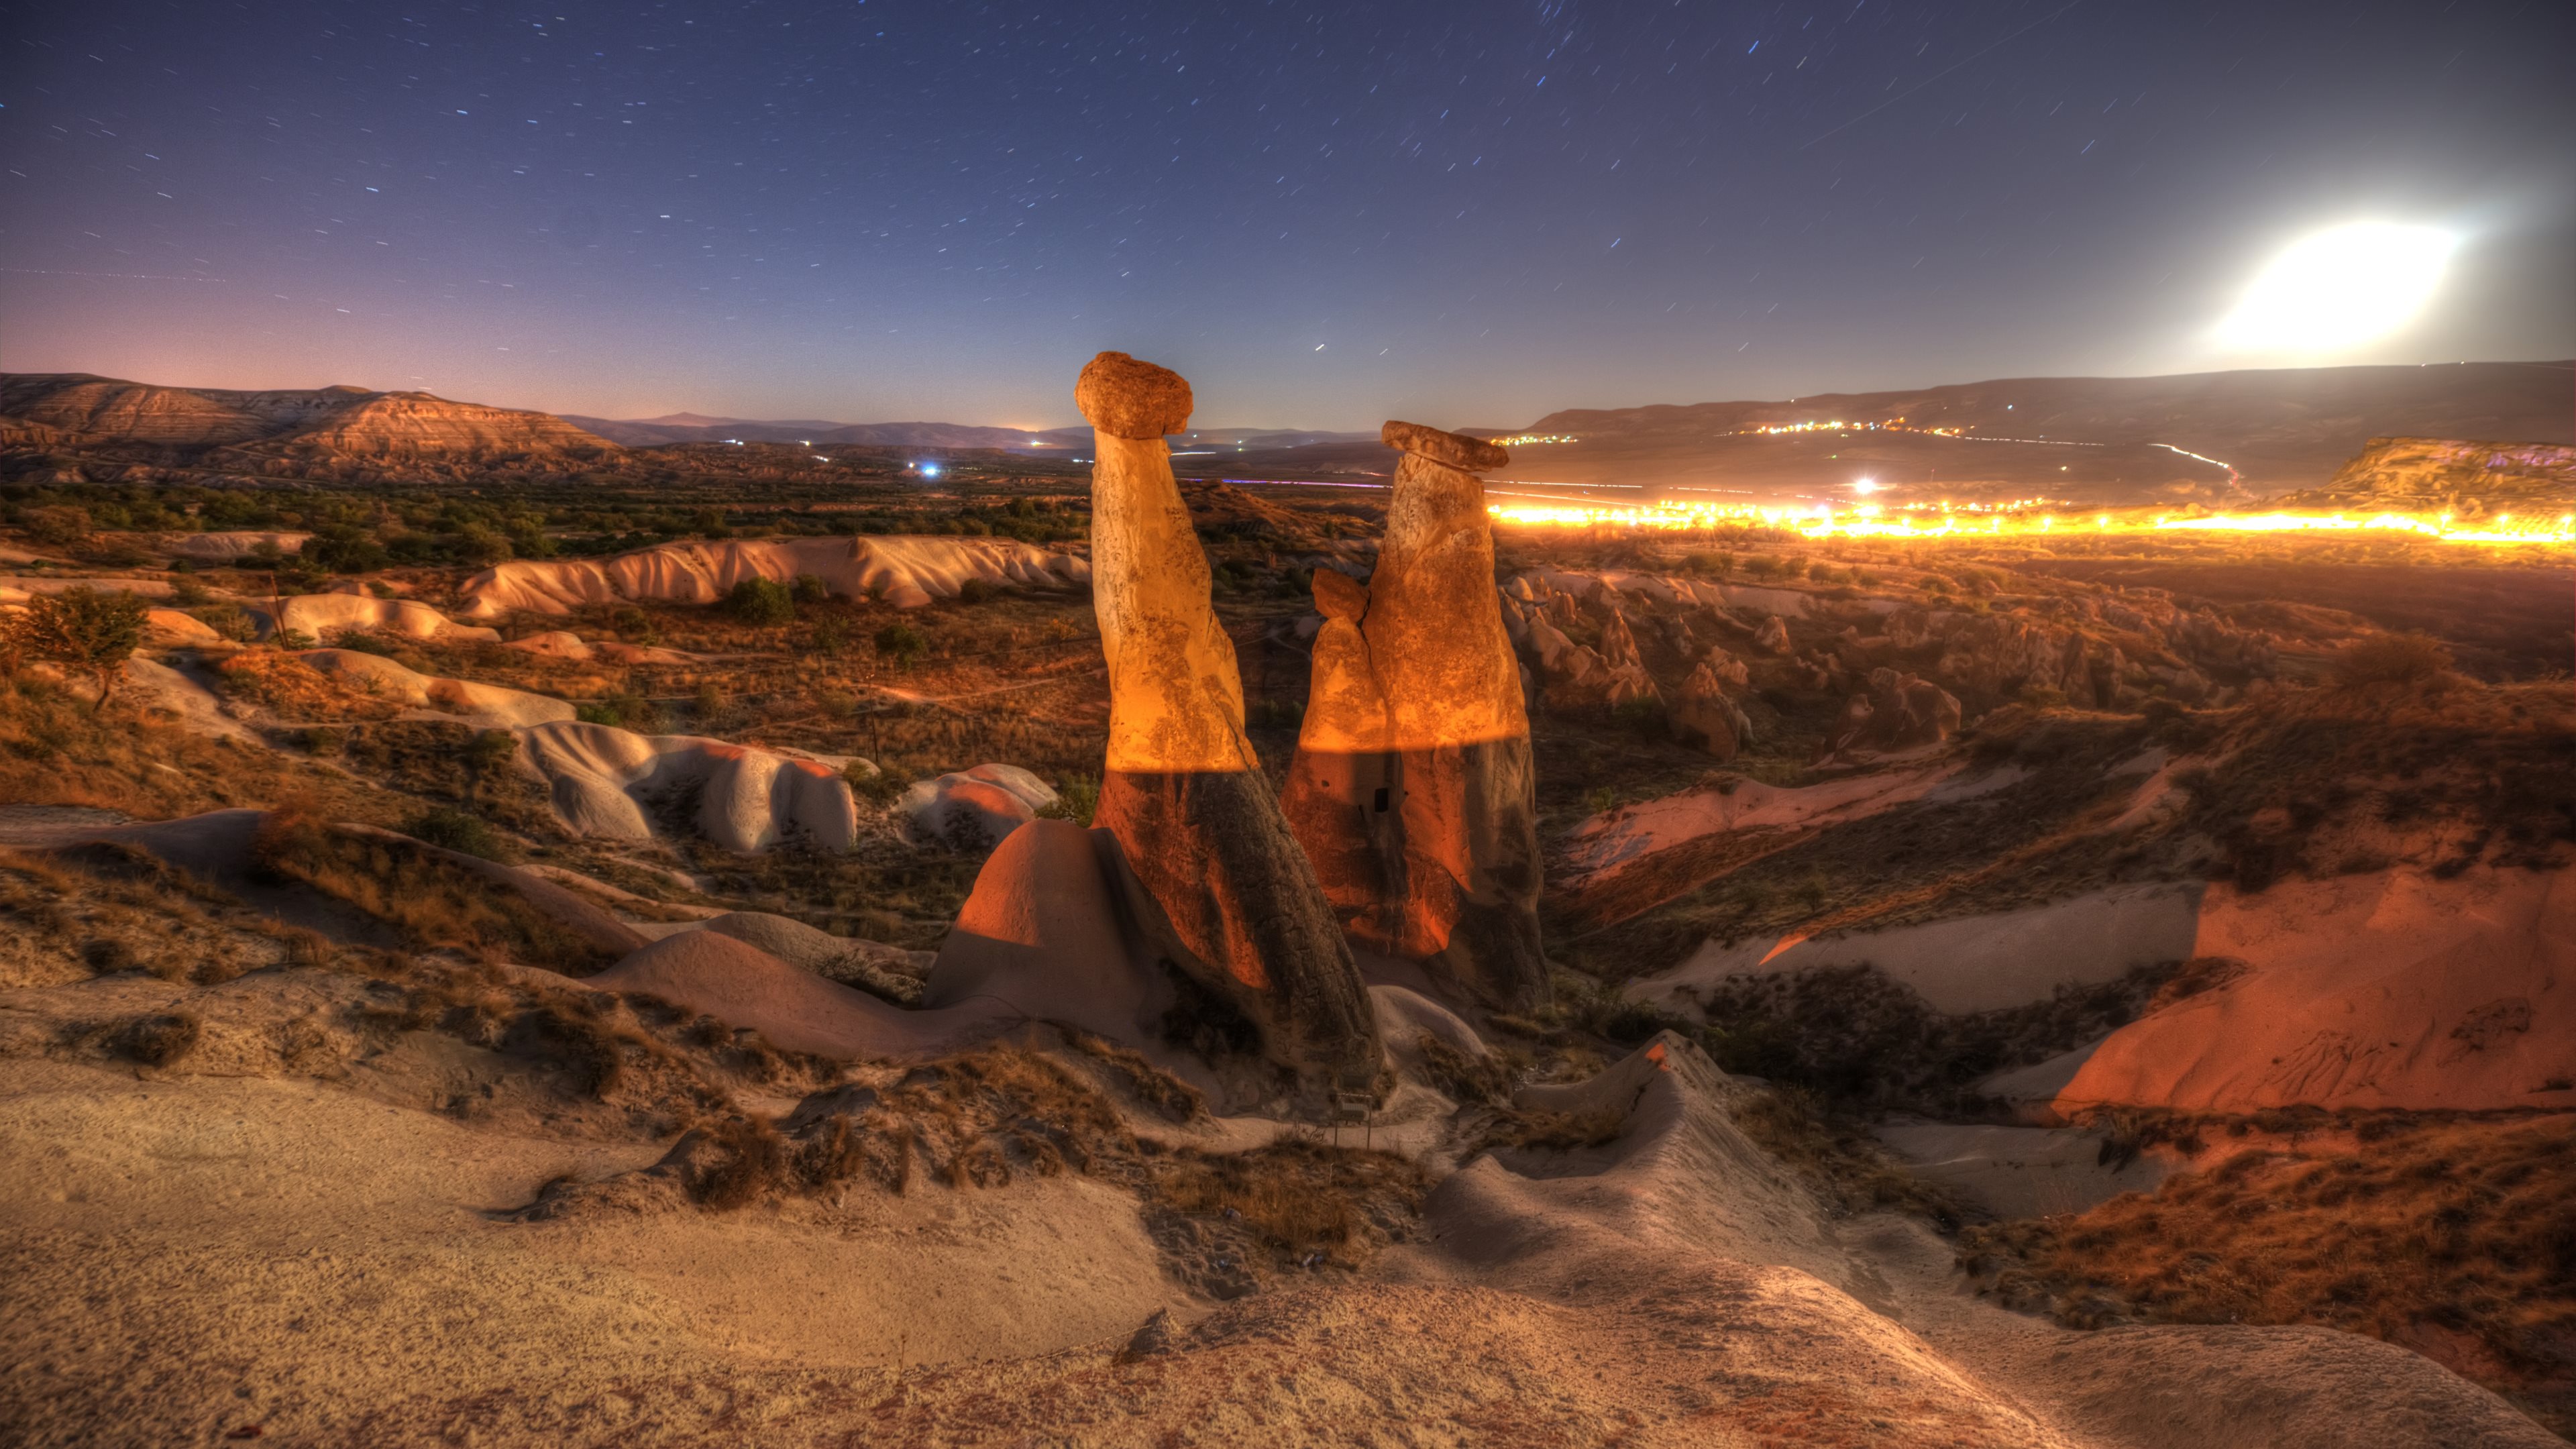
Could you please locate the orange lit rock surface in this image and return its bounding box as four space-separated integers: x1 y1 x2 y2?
1282 421 1548 1010
1077 352 1379 1096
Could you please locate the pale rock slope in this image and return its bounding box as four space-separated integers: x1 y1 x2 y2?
161 530 312 561
458 535 1088 618
900 763 1059 849
297 649 576 729
515 719 858 853
581 932 1012 1059
2005 865 2575 1114
266 592 500 643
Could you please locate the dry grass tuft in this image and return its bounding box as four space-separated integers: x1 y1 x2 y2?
1064 1030 1210 1123
110 1011 203 1067
1959 1111 2576 1434
1727 1085 1961 1222
1415 1031 1523 1106
248 810 616 971
1150 1138 1428 1271
1471 1106 1628 1155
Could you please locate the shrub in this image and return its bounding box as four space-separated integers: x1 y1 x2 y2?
403 805 507 860
845 759 910 805
1037 773 1100 827
465 729 518 773
692 508 732 540
957 576 998 604
874 621 928 668
111 1011 202 1067
811 619 847 655
2332 633 2452 688
726 576 796 627
2 587 148 707
21 505 91 549
790 573 829 604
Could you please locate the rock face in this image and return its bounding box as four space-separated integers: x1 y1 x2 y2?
1078 352 1380 1099
458 535 1086 619
515 720 858 853
1281 421 1548 1010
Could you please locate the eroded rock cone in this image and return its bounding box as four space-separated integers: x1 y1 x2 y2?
1668 661 1752 761
1077 352 1379 1099
1819 667 1964 760
1281 421 1548 1011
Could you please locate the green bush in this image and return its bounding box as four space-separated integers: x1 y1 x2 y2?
790 573 829 604
726 576 796 627
874 621 927 668
1037 773 1101 827
402 806 506 861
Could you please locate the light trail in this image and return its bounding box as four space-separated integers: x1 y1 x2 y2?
1485 498 2576 547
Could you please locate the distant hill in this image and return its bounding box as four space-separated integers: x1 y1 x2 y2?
1483 362 2576 501
0 372 614 463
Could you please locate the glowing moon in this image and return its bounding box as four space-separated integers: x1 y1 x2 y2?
2216 221 2454 352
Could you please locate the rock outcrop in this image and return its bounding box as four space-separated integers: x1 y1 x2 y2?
1819 668 1963 760
1078 352 1380 1099
1281 421 1548 1010
457 535 1086 619
1666 661 1752 759
269 593 500 645
298 649 576 729
899 763 1059 852
924 818 1168 1042
515 720 859 853
2305 436 2576 511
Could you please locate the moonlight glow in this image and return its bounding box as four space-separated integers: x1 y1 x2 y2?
2216 222 2456 353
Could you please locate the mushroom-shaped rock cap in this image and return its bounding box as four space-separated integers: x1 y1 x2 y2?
1381 420 1508 473
1076 352 1193 439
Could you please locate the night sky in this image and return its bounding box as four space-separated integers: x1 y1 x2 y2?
2 1 2569 429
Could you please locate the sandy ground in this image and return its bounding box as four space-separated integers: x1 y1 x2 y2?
1636 881 2204 1014
4 1004 2553 1448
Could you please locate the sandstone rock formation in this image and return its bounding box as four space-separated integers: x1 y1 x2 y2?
1819 668 1963 760
2306 435 2576 511
899 763 1059 852
1666 661 1753 759
269 592 500 645
515 720 859 853
299 649 576 729
1078 352 1379 1097
924 818 1168 1042
1281 421 1548 1010
457 535 1086 619
164 531 312 562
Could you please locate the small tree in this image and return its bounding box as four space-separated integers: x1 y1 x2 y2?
3 587 148 708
